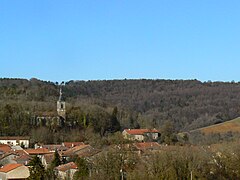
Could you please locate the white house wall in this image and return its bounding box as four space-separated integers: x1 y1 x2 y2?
0 140 29 148
19 140 29 148
0 140 17 146
0 172 7 180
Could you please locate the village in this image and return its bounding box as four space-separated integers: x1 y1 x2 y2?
1 0 240 178
0 89 164 180
0 128 165 179
1 87 240 179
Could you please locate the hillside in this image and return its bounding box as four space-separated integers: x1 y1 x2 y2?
1 78 240 133
191 117 240 134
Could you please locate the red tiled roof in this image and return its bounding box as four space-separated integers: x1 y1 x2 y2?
0 136 30 140
0 164 22 173
56 162 78 172
15 150 28 156
0 144 11 153
63 142 85 148
14 154 31 162
133 142 161 150
76 149 101 158
25 148 50 155
42 145 68 151
63 144 91 156
124 129 159 135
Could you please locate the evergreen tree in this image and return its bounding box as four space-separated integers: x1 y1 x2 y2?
129 114 140 129
28 155 45 180
110 107 121 132
83 114 87 128
73 158 89 180
45 150 61 180
160 121 178 144
51 150 61 168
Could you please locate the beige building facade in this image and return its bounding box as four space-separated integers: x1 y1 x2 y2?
0 164 30 180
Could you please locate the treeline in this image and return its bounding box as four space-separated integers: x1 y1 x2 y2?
30 140 240 180
0 103 122 146
89 141 240 180
1 78 240 134
26 138 240 179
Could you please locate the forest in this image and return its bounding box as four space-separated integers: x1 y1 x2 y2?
1 78 240 144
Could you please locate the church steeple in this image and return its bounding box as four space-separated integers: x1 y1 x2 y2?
59 87 63 101
57 86 66 119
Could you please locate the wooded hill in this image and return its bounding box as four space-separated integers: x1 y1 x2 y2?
1 78 240 134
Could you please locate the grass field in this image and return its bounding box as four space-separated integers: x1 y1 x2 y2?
191 117 240 134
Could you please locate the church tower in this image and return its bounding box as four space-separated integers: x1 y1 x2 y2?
57 87 66 119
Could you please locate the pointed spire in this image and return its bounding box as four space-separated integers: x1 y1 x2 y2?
59 87 63 101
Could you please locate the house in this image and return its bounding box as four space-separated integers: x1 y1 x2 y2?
41 153 54 169
0 164 30 180
62 144 99 160
24 148 50 156
14 154 31 166
24 148 53 169
62 142 85 149
122 129 160 141
133 142 161 155
0 145 11 154
24 148 51 162
41 144 68 152
0 145 11 157
133 142 161 151
0 149 30 166
62 144 92 157
0 153 18 166
0 136 30 148
55 162 78 180
11 145 24 151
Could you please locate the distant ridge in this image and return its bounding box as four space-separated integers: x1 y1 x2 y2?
1 78 240 131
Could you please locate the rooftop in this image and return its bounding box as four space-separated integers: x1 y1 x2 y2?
14 154 31 161
62 142 85 148
0 136 30 140
0 164 23 173
63 144 91 156
55 162 77 172
14 154 32 166
42 144 68 151
124 129 159 135
0 144 11 153
43 153 54 164
24 148 50 155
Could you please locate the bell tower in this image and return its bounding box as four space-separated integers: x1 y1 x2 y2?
57 87 66 119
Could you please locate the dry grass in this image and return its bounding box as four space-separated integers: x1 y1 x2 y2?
192 117 240 134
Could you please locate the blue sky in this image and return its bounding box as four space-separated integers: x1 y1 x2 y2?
0 1 240 82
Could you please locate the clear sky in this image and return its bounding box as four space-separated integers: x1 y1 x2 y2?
0 1 240 82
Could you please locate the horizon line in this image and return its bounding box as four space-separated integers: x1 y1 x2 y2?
1 77 240 84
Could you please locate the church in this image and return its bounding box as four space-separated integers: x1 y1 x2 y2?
33 87 66 127
57 87 66 119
